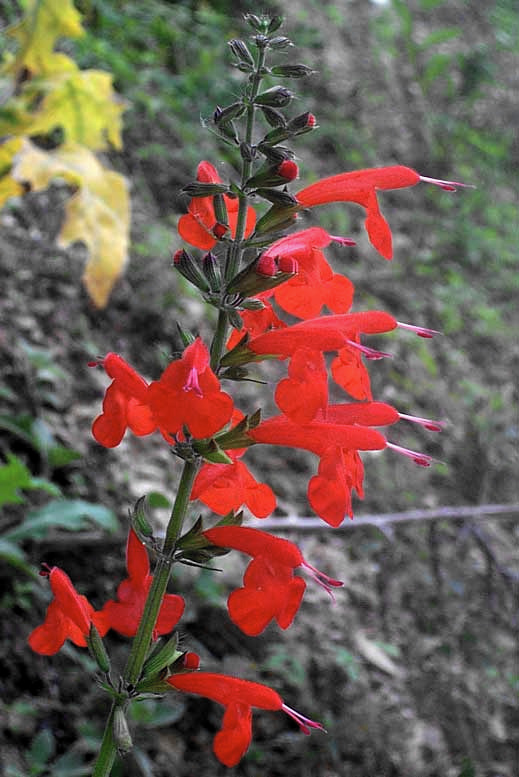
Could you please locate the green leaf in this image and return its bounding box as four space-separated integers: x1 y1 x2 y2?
0 538 38 577
419 27 460 51
5 499 118 541
52 751 91 777
0 454 33 505
28 728 55 770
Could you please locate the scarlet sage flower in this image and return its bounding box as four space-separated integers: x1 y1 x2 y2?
331 341 373 401
226 300 287 350
90 353 157 448
248 310 398 358
274 348 328 424
261 227 355 319
203 526 342 635
147 338 234 439
191 458 276 518
28 567 108 655
178 161 256 250
297 165 469 260
168 671 324 767
99 529 185 638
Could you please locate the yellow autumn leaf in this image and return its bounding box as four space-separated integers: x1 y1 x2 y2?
12 141 130 308
27 69 125 150
0 137 25 206
3 0 84 77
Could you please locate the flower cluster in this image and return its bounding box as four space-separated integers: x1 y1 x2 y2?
29 12 467 773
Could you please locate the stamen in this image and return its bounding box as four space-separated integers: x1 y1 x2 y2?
282 704 327 735
330 234 356 247
398 413 445 432
396 321 441 339
183 366 203 397
302 560 343 601
345 339 392 360
419 175 475 192
386 442 433 467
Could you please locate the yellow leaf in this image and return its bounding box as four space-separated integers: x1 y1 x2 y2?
0 138 25 206
13 141 130 308
27 69 125 150
3 0 84 77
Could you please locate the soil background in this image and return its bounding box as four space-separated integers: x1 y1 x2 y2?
1 1 518 776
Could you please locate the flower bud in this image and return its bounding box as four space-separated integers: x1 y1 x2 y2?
254 204 299 235
254 188 299 207
228 38 255 67
203 252 221 292
270 64 314 78
268 36 293 50
212 222 229 240
182 652 201 670
240 142 256 162
267 15 284 34
260 106 287 128
212 193 228 227
213 101 246 125
142 633 183 679
277 159 299 181
244 13 264 32
182 181 229 198
173 249 210 292
254 86 293 108
113 707 133 755
288 111 317 132
86 624 111 674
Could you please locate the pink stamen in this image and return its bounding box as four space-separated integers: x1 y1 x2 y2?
419 175 475 192
330 234 356 247
345 339 393 360
386 442 433 467
282 704 327 735
396 321 441 339
302 560 343 601
398 413 445 432
183 366 203 397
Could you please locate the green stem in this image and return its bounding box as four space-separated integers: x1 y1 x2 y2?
91 704 116 777
91 459 198 776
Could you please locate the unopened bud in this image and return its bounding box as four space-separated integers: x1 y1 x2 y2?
182 652 201 670
268 36 293 50
277 255 298 274
182 181 229 198
255 86 293 108
270 64 314 78
228 39 255 66
113 707 133 755
142 633 182 679
203 252 221 292
240 142 255 162
244 13 264 32
277 159 299 181
87 624 111 674
256 255 278 277
288 111 317 132
173 249 210 292
241 298 266 311
213 101 246 125
267 15 284 33
212 222 229 240
254 188 299 207
261 106 287 128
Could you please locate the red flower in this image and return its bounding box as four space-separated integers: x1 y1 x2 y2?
92 340 234 447
226 300 287 350
178 161 256 250
147 338 234 439
28 567 108 655
191 458 276 518
99 529 185 639
168 671 324 767
91 353 157 448
203 526 342 635
248 310 398 358
297 166 470 260
277 159 299 181
274 348 328 424
331 341 373 401
262 227 355 319
250 403 399 525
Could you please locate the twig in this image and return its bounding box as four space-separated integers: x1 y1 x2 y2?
257 503 519 532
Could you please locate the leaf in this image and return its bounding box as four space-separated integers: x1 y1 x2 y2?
0 538 39 577
354 632 404 676
0 138 24 206
25 69 125 150
3 0 84 78
12 141 130 307
28 728 55 770
0 453 38 506
5 499 118 542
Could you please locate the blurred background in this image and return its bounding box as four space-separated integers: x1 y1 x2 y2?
1 1 517 775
